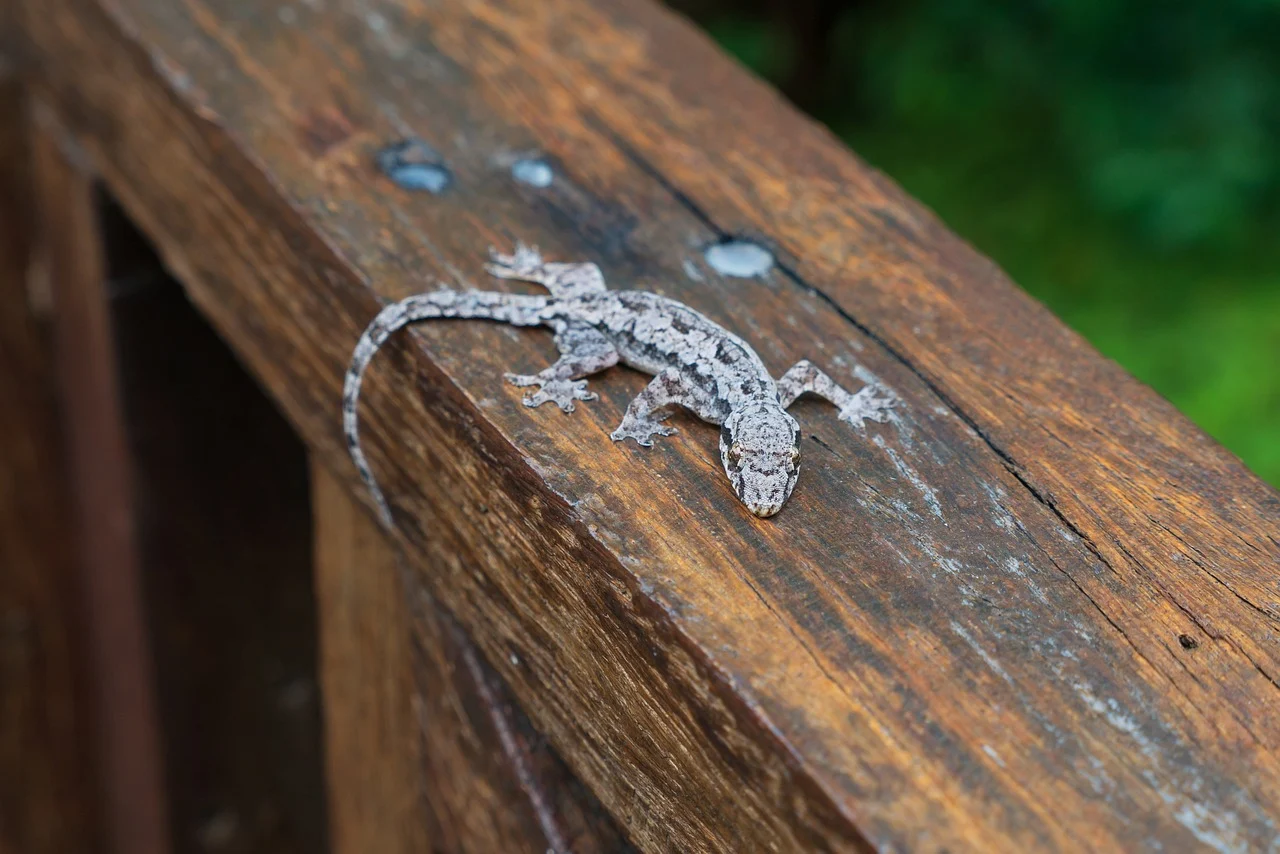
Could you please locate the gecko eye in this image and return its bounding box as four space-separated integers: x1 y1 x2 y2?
726 445 743 466
788 447 801 466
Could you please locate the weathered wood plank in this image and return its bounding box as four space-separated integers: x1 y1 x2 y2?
0 76 97 854
313 462 431 854
29 103 170 854
17 1 1280 851
314 461 636 854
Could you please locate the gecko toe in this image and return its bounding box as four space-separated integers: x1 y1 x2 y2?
610 419 677 446
504 372 539 387
487 243 542 278
838 386 898 429
517 378 593 412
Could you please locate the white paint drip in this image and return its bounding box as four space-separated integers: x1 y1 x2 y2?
951 622 1015 687
982 744 1007 768
874 435 943 520
1074 683 1264 853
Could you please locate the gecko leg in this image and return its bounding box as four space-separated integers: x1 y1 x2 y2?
610 368 721 446
777 360 896 428
505 325 619 412
486 243 607 298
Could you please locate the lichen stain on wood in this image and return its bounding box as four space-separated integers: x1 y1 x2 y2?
16 0 1280 851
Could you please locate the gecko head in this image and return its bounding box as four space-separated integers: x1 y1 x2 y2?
720 399 801 518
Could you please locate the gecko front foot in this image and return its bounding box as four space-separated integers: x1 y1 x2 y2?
838 384 897 430
486 243 543 279
505 372 596 412
609 414 678 447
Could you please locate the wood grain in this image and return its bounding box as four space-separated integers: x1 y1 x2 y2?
16 0 1280 851
313 462 431 854
0 76 97 854
314 461 636 854
31 104 172 854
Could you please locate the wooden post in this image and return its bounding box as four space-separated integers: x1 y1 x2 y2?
313 461 633 854
30 103 170 854
312 462 430 854
0 75 97 854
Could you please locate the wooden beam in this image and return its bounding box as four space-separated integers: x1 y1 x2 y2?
17 1 1280 850
313 461 431 854
0 75 97 854
30 103 170 854
313 461 634 854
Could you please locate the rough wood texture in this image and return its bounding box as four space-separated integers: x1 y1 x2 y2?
29 104 172 854
314 462 636 854
17 0 1280 850
314 463 430 854
0 77 97 854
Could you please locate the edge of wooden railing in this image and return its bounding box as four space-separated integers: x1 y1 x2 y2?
16 0 1280 851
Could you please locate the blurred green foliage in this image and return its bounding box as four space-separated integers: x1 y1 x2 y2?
700 1 1280 485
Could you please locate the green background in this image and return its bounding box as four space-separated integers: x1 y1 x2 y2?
690 0 1279 485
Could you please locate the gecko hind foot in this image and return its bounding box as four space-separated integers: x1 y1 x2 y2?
504 373 596 412
610 415 678 447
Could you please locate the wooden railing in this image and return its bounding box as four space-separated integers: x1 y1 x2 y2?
5 0 1280 852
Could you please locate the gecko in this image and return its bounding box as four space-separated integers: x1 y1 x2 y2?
343 244 896 525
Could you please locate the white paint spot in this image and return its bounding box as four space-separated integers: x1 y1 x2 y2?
277 5 298 24
980 481 1017 531
366 11 389 32
951 622 1014 686
511 158 554 188
874 435 943 520
982 744 1007 768
705 239 773 278
1075 682 1263 852
682 259 704 281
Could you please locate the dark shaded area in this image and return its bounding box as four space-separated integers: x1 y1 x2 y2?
100 192 329 854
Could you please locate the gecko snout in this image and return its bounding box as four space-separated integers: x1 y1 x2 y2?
720 401 801 518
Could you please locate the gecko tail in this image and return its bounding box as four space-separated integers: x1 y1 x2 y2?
342 289 552 526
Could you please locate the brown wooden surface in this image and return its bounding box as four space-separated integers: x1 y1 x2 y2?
16 0 1280 851
314 462 636 854
29 103 172 854
0 76 97 854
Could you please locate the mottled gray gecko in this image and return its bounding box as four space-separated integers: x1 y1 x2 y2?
343 244 895 524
